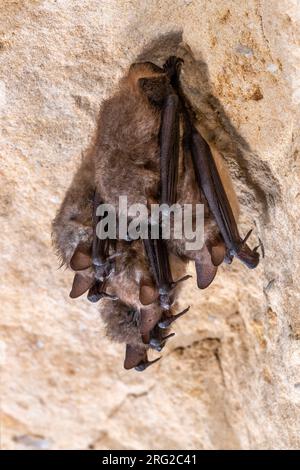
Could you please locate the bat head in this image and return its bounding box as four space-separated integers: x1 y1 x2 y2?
128 61 164 80
126 61 172 106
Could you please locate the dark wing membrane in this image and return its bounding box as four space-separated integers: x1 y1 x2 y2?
190 129 240 251
190 128 259 268
160 94 180 206
140 308 163 335
143 235 173 297
69 273 94 298
208 239 226 267
70 247 92 271
195 243 218 289
124 344 147 370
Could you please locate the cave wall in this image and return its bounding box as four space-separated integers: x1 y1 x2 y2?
0 0 299 449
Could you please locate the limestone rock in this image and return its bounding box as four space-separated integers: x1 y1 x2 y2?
0 0 299 450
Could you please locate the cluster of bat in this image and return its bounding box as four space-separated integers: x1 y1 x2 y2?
52 56 261 372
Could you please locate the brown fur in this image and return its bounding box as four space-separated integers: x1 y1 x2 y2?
52 58 239 364
94 63 171 208
52 149 95 266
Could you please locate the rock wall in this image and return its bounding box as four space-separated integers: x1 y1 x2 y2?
0 0 299 449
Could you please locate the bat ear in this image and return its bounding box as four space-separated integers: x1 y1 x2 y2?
139 281 159 306
140 308 163 335
195 244 217 289
69 273 94 298
138 75 169 105
70 246 92 271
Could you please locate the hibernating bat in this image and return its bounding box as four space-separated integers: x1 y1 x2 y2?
52 145 189 370
52 55 261 371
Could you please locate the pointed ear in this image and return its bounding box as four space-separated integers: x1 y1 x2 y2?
195 244 218 289
69 273 94 298
139 281 159 306
138 75 168 105
70 246 92 271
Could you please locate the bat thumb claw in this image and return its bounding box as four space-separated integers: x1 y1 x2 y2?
171 274 192 289
254 238 265 257
158 306 190 329
241 229 253 245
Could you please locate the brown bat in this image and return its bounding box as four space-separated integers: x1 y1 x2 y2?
52 148 188 371
52 55 261 371
93 58 228 299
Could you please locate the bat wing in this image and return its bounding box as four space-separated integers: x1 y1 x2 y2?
190 128 259 269
139 282 159 306
69 272 94 298
124 344 147 370
160 93 180 206
165 57 260 269
70 247 92 271
143 235 174 310
140 308 162 335
207 238 226 267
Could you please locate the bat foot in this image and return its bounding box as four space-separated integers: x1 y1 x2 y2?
87 291 103 303
224 252 234 264
149 332 175 351
236 229 262 268
158 275 191 309
158 306 190 329
87 281 118 303
93 261 115 281
159 293 172 310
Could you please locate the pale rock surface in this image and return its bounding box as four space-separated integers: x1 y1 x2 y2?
0 0 299 450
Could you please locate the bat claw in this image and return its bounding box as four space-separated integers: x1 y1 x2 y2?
158 306 190 329
87 291 118 303
171 274 192 289
87 279 118 303
149 332 175 351
87 291 102 303
224 252 234 264
254 238 265 258
134 357 161 371
93 261 115 281
158 276 191 310
159 293 171 310
241 229 253 245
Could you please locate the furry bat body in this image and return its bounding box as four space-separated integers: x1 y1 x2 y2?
52 56 260 371
52 145 188 370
